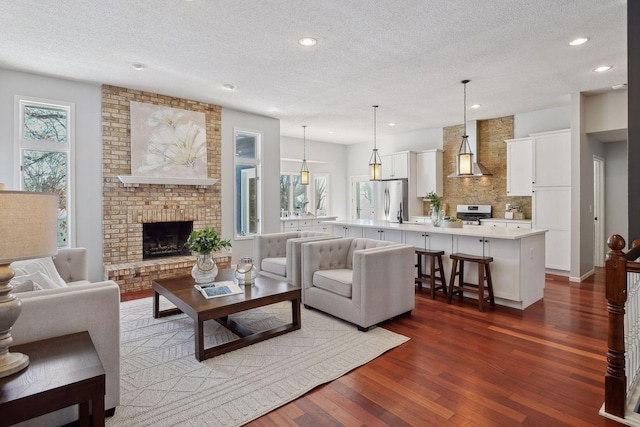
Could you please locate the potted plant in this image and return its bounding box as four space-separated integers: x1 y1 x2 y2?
425 191 444 226
443 215 463 228
185 227 231 283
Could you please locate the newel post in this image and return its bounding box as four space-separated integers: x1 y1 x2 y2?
605 234 628 417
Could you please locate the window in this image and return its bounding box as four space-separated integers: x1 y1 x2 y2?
280 172 329 216
234 129 261 238
15 96 74 247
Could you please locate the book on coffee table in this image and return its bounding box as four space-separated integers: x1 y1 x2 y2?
195 281 243 299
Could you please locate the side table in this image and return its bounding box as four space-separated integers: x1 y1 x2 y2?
0 331 106 427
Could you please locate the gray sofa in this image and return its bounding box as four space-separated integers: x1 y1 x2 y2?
301 237 415 331
253 231 338 286
10 248 121 426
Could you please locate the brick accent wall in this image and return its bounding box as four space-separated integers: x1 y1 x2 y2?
101 85 229 292
438 116 532 219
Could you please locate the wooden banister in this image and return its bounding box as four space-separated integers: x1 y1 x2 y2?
605 234 628 418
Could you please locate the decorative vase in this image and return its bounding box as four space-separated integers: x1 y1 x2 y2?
191 253 218 284
431 208 444 227
235 257 257 285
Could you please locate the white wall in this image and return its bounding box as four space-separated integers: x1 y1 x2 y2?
584 91 628 134
605 141 629 245
280 136 347 219
0 69 104 280
514 105 571 137
222 109 280 264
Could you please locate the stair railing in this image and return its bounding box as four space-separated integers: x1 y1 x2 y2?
605 234 640 418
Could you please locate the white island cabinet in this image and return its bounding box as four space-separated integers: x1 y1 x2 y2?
281 216 337 232
328 219 546 310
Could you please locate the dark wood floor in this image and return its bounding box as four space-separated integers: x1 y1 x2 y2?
124 270 623 426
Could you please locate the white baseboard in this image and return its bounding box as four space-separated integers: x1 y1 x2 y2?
569 269 595 282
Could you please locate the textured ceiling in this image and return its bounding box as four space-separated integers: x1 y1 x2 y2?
0 0 627 144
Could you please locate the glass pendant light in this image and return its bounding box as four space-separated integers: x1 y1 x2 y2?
369 105 382 181
457 80 474 176
300 125 310 185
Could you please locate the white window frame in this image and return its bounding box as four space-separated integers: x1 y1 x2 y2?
234 128 261 240
14 95 76 247
280 171 330 216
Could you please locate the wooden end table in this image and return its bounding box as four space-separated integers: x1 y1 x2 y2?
0 331 106 427
153 269 301 361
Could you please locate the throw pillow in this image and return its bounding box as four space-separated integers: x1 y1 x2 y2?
12 271 66 291
8 276 34 293
10 256 67 288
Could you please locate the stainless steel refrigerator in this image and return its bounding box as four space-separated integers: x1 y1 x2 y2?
373 179 409 222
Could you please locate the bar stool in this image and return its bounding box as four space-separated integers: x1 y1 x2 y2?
447 253 495 312
415 248 447 299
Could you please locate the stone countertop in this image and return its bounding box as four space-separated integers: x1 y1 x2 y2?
279 216 338 221
481 218 532 223
325 219 546 240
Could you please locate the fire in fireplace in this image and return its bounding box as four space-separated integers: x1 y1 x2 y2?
143 221 193 259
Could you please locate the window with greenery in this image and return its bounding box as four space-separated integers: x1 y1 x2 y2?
234 129 261 238
16 97 74 247
280 172 329 216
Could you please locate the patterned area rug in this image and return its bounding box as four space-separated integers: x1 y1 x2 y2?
107 297 409 427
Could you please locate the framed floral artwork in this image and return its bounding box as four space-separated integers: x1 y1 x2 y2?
129 101 208 179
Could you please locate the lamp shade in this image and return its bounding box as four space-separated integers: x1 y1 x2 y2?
0 191 58 263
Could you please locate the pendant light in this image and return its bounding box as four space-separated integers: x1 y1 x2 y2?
457 80 474 176
300 125 310 185
369 105 382 181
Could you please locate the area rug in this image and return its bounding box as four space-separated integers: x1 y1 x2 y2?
107 297 409 427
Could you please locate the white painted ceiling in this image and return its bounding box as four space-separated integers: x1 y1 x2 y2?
1 0 627 144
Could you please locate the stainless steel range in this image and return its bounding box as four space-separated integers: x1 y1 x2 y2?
455 204 492 225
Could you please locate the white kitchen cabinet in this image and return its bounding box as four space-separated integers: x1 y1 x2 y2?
533 186 570 271
532 129 571 187
480 219 532 229
506 222 532 230
282 217 337 232
381 152 409 180
415 149 443 198
365 227 402 242
529 129 571 272
404 230 453 281
451 235 527 302
332 224 363 238
505 137 532 196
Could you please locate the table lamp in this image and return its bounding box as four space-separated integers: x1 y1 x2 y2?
0 190 58 377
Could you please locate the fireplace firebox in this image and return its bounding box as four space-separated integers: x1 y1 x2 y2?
143 221 193 259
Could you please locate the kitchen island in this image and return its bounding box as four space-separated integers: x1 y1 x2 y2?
327 219 547 310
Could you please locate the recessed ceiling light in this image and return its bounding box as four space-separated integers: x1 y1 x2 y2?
299 37 317 47
222 83 237 91
612 83 628 90
131 63 147 71
470 104 481 109
594 65 612 73
569 37 589 46
388 122 396 127
328 131 334 134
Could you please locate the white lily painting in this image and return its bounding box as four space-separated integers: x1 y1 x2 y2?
130 101 208 178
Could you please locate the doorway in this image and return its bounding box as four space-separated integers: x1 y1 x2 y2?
593 155 605 267
350 176 374 220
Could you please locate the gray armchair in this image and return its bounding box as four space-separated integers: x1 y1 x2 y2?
253 231 338 285
301 237 415 331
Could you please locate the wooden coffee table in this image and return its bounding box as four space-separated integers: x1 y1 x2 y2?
152 269 301 361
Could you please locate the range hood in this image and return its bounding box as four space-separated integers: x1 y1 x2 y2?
448 120 492 178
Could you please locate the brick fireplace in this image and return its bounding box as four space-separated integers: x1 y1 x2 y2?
101 85 230 293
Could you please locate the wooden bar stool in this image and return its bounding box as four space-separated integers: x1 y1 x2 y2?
447 253 495 312
415 248 447 299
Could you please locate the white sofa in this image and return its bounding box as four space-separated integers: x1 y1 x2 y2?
10 247 121 426
301 237 415 331
253 231 338 286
